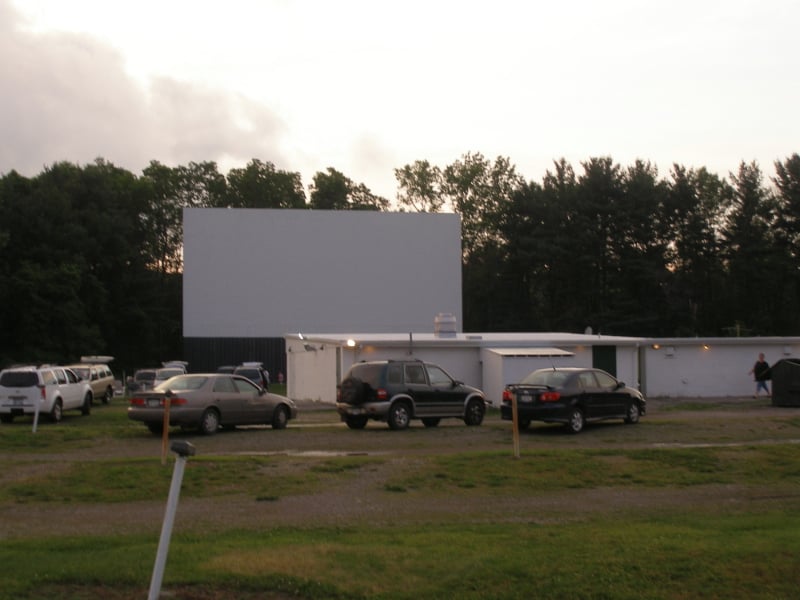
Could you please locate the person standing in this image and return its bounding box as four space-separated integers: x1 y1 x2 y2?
749 353 771 397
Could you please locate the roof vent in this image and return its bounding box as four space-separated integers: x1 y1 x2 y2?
434 313 457 338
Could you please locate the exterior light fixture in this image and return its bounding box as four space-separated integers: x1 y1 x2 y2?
346 339 356 348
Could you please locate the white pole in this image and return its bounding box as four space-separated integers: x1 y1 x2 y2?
148 441 195 600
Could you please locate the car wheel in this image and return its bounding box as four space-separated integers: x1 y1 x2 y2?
199 408 220 435
345 416 368 429
625 402 641 424
271 404 289 429
421 417 440 428
49 399 63 423
81 393 92 416
565 407 584 434
0 414 14 424
146 422 164 435
388 401 411 430
464 399 485 426
103 387 112 404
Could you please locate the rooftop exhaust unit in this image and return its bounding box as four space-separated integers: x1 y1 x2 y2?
434 313 457 338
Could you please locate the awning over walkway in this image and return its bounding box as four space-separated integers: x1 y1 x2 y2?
486 347 575 358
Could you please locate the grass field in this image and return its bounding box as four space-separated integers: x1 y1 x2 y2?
1 395 799 599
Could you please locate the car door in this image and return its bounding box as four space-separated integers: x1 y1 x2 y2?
403 363 433 415
423 364 463 417
231 375 268 425
211 375 248 424
57 368 83 410
593 370 629 416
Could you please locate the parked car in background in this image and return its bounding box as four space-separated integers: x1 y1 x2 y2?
501 367 646 434
128 373 297 435
336 359 487 430
216 366 236 374
129 369 157 392
234 362 269 390
66 362 115 404
153 361 189 388
0 365 93 423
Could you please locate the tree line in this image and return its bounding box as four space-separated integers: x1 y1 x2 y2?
1 153 799 371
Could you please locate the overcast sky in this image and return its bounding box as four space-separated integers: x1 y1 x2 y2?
3 0 798 200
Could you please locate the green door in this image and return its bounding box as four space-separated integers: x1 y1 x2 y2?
592 345 617 376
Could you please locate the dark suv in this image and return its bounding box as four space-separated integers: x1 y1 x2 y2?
336 360 487 430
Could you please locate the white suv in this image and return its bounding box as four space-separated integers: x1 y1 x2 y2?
0 366 93 423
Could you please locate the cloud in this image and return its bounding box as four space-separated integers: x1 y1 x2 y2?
0 0 287 177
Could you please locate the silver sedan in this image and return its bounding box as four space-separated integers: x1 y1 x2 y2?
128 373 297 435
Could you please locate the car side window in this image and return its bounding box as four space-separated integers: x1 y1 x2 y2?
233 377 260 393
426 365 454 387
65 369 79 384
594 371 618 390
55 369 68 384
386 364 402 385
213 377 236 393
578 372 596 389
42 370 56 385
405 364 426 385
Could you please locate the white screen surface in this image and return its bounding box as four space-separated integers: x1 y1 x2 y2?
183 209 463 337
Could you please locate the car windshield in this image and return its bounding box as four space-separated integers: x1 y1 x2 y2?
135 371 155 382
155 368 184 380
520 369 569 388
0 371 38 387
154 375 207 391
235 368 259 380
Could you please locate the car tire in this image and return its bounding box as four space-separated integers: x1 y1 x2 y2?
271 404 289 429
388 401 411 430
49 399 63 423
421 417 440 428
625 402 641 424
0 414 14 424
464 398 485 426
199 408 220 435
565 407 584 434
81 392 92 416
345 416 368 429
146 422 163 435
103 387 112 404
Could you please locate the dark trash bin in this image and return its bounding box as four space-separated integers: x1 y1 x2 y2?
769 358 800 407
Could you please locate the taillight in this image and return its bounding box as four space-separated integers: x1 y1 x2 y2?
502 389 512 403
376 388 388 400
38 385 46 400
130 397 145 406
168 397 187 406
540 391 561 402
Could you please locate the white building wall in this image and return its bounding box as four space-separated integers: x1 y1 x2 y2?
480 351 584 407
642 341 799 398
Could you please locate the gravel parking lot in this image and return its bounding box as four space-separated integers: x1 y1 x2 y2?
2 396 799 540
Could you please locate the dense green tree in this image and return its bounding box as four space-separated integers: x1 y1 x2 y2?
395 160 445 212
720 161 789 334
225 159 306 208
309 167 388 210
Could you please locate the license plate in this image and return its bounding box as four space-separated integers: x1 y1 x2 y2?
518 393 532 403
147 399 161 407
